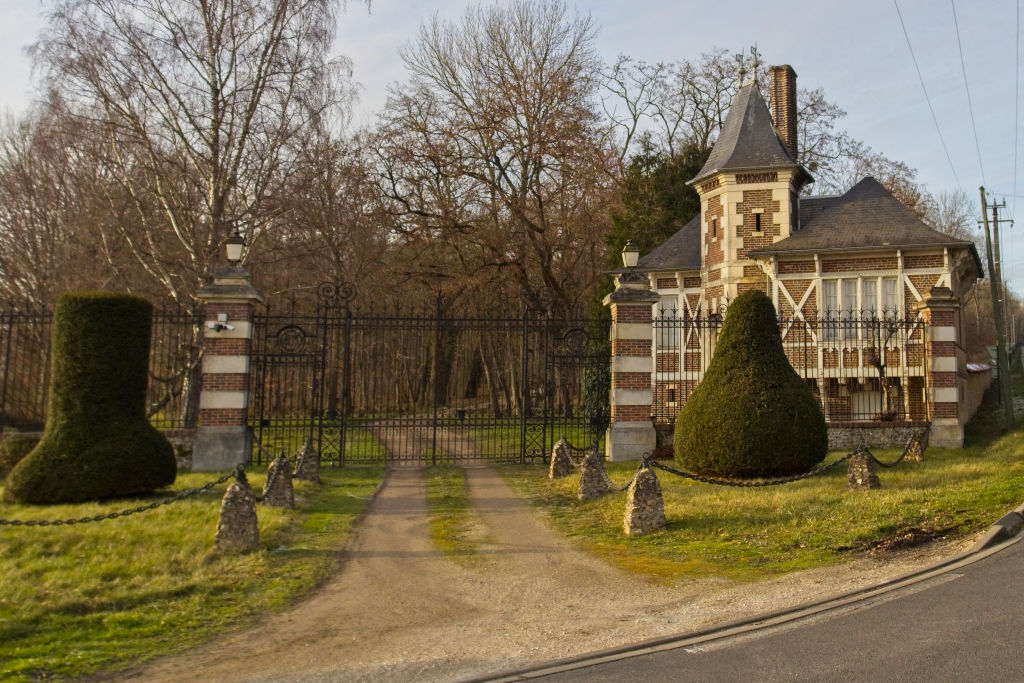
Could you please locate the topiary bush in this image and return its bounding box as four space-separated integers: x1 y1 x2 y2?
0 433 39 478
4 292 176 503
674 289 827 478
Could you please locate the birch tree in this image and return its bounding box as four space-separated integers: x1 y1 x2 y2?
33 0 353 307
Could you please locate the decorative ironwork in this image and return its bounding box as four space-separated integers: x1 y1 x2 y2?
273 324 310 353
249 301 609 466
317 281 357 307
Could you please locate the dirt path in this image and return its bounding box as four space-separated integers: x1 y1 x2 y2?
119 465 975 682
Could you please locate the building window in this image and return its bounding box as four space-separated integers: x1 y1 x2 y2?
656 295 679 349
882 277 899 318
821 276 904 343
754 212 762 233
710 218 718 239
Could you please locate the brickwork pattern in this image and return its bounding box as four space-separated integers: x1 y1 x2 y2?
821 257 898 273
204 338 250 355
779 260 816 274
612 304 653 324
656 278 677 289
705 195 724 268
903 254 943 269
736 189 781 260
613 372 651 389
683 276 702 288
199 408 246 426
656 353 679 373
908 275 935 302
612 339 651 356
201 374 249 391
611 405 651 421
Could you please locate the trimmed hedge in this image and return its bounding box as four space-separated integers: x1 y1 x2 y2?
4 292 176 503
674 289 827 478
0 434 39 478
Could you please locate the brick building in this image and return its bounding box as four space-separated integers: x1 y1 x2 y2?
605 66 983 459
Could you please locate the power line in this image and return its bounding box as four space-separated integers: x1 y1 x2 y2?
951 0 987 184
893 1 962 189
1015 0 1020 224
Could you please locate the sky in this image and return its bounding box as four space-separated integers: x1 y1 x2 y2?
0 0 1021 288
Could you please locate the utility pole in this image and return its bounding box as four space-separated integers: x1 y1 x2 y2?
991 198 1012 334
980 188 1014 430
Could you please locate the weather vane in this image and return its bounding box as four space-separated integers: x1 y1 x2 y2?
735 45 762 84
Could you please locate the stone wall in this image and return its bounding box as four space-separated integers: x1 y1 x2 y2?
961 366 994 424
827 422 929 451
659 421 929 453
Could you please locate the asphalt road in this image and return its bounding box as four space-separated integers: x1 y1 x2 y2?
509 536 1024 682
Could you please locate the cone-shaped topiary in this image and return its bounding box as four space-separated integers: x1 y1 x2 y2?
674 289 827 478
4 292 176 503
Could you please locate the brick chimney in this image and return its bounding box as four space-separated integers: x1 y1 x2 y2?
770 65 798 159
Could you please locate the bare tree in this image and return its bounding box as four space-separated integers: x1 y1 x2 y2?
33 0 354 308
375 0 616 317
0 109 113 304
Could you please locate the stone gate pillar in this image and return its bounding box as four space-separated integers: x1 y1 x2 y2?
914 286 963 448
192 264 264 471
603 271 658 461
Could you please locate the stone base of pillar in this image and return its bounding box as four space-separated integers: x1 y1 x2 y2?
605 421 656 461
193 425 252 471
928 418 963 449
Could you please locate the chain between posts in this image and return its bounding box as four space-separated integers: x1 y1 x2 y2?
645 450 859 487
0 465 245 527
635 427 928 487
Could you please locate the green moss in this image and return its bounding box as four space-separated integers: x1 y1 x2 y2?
4 292 176 503
674 289 827 478
0 434 39 478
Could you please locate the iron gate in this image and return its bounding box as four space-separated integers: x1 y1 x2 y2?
248 284 610 465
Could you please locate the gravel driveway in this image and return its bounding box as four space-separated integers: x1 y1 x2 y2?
118 464 975 682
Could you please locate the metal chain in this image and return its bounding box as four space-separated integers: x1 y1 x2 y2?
863 428 929 469
608 467 640 492
648 450 858 487
0 466 243 527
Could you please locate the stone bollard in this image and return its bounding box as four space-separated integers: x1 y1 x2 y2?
294 438 320 483
549 438 573 479
214 471 259 553
578 448 611 501
847 451 881 490
262 451 295 508
906 428 929 463
623 467 666 536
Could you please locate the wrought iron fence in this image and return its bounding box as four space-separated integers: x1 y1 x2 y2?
652 309 929 425
248 290 611 465
0 304 203 432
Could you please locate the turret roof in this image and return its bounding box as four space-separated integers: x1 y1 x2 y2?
690 82 807 185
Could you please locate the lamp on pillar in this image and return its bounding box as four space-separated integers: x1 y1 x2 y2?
225 230 245 265
192 227 263 471
622 240 639 269
603 237 658 462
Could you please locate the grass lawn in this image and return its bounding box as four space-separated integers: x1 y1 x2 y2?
498 377 1024 584
423 465 492 563
0 465 384 682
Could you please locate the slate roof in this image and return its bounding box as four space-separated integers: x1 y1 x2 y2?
690 82 807 185
749 177 980 262
635 177 982 276
635 215 701 272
